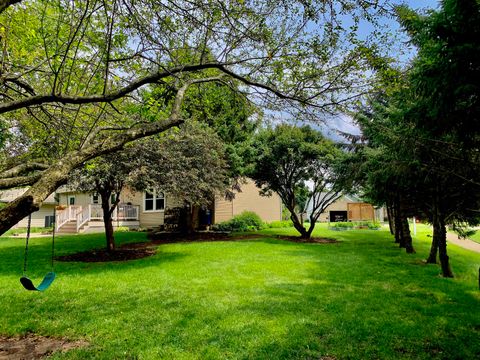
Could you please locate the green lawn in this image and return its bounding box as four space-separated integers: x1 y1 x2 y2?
468 230 480 244
0 224 479 359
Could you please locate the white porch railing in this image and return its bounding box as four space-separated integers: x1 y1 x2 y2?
56 204 139 232
76 206 90 232
89 204 103 220
56 205 82 230
56 208 70 230
115 204 139 220
88 204 139 221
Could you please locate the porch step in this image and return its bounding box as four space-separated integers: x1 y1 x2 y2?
57 220 79 234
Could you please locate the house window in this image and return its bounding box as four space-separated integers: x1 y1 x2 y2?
144 191 164 212
111 194 117 204
44 215 55 227
92 193 99 204
68 196 75 205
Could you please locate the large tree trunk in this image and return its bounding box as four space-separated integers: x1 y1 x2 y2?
186 205 200 234
393 199 404 246
100 191 116 252
426 229 439 264
386 202 395 235
290 212 309 239
433 207 453 278
400 216 415 253
306 215 317 239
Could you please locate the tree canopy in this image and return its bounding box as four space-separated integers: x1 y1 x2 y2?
249 124 343 239
0 0 393 234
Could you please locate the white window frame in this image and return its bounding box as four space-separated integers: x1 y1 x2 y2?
143 190 165 212
91 193 99 204
68 195 76 206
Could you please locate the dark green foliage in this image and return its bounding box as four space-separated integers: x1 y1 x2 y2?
249 124 343 238
347 0 480 276
267 220 294 228
212 211 264 232
398 0 480 146
330 221 380 230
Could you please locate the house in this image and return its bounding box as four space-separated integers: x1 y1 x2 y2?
1 178 282 233
306 193 383 222
0 189 57 228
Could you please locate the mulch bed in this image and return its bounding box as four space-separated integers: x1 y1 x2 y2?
56 247 157 263
0 334 88 360
55 233 338 263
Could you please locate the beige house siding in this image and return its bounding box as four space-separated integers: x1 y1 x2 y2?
16 204 56 228
214 179 282 223
58 192 91 207
1 188 56 229
214 197 234 223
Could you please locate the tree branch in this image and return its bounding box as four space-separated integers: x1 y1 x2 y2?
0 75 220 234
0 173 42 190
0 0 20 15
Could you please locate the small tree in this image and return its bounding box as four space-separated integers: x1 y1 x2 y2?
69 151 139 252
250 124 342 239
133 122 229 233
70 121 229 250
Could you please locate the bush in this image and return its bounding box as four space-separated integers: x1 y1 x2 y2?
115 226 130 232
329 221 380 230
212 211 265 232
268 220 294 228
331 222 355 229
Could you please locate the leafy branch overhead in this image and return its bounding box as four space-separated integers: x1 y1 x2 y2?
0 0 398 234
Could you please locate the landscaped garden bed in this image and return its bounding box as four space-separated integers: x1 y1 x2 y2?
329 221 381 231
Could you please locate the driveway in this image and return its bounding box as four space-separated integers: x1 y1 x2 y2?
447 232 480 254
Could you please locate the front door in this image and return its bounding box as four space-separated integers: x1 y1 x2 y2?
68 195 75 206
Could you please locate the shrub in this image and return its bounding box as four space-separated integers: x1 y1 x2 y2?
329 221 380 230
212 211 264 232
115 226 130 232
268 220 294 228
331 222 354 229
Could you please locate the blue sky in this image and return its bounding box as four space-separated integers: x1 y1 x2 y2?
321 0 441 141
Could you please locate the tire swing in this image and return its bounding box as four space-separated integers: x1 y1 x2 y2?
20 208 56 291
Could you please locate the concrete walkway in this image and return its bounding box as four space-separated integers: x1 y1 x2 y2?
446 232 480 254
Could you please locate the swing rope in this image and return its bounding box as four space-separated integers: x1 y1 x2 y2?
22 214 32 276
50 206 56 269
20 209 56 291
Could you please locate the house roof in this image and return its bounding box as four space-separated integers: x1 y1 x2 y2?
0 188 57 204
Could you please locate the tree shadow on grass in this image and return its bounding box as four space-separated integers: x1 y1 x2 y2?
0 235 479 359
0 236 189 277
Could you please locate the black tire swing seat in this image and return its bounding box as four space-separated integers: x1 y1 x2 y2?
20 211 56 291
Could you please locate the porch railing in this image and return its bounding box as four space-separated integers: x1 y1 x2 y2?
115 204 139 220
76 206 90 232
56 204 139 231
56 205 82 230
88 204 139 221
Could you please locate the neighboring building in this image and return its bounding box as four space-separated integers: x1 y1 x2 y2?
2 178 282 233
306 193 382 222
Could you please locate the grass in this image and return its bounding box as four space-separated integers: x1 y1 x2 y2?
3 226 53 236
0 224 479 359
468 230 480 244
